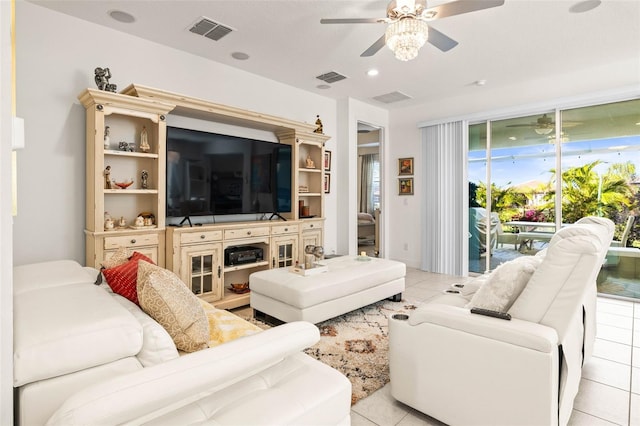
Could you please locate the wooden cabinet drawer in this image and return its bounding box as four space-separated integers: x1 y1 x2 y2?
301 221 323 231
224 226 270 240
271 224 299 235
104 233 159 249
180 230 223 244
105 247 158 264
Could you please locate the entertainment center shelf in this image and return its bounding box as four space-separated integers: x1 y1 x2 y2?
81 84 329 309
167 219 322 309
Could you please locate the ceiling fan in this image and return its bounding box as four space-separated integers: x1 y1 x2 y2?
506 114 582 135
320 0 505 61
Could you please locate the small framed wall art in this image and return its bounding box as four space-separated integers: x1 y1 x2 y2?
398 157 414 175
398 177 414 195
324 150 332 171
324 173 331 193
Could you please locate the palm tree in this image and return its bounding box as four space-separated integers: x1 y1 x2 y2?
474 182 528 223
545 161 635 223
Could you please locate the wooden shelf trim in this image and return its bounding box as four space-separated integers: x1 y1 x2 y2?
121 84 318 134
104 150 159 159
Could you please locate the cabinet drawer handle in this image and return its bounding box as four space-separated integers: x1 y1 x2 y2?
247 231 252 235
130 239 136 244
284 228 288 232
200 235 205 239
310 224 314 228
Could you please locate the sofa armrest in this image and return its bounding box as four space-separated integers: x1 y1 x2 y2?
408 303 558 352
47 321 319 426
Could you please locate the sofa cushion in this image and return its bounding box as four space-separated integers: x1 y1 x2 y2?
199 299 262 347
137 262 210 353
100 246 132 269
110 294 180 366
13 283 143 387
509 224 606 324
103 252 154 305
466 256 542 312
13 260 96 295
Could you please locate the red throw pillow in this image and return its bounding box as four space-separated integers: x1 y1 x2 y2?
103 252 154 305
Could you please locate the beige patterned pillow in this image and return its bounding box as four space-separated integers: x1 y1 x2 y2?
137 261 209 352
101 246 132 269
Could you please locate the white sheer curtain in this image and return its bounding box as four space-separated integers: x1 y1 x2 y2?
359 153 378 214
421 121 468 276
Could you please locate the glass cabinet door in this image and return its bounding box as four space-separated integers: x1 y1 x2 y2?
190 253 213 295
272 236 298 268
181 244 222 300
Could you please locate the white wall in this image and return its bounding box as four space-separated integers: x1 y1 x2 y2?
14 2 338 265
0 2 14 422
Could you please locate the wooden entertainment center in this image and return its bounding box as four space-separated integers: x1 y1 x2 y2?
79 85 329 309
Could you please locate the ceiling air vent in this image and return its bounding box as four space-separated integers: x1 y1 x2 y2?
316 71 347 84
189 17 234 41
373 91 412 104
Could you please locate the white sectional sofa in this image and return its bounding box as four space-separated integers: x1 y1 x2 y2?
13 260 351 426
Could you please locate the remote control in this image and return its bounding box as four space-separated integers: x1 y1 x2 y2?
470 307 511 320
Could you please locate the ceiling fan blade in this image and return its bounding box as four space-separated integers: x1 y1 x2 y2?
426 0 505 20
320 18 382 24
361 34 386 57
427 27 458 52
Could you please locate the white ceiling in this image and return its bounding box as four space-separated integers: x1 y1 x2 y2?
26 0 640 110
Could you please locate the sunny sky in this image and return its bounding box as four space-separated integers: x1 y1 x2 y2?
469 135 640 188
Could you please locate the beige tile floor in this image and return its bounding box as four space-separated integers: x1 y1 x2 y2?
350 267 639 426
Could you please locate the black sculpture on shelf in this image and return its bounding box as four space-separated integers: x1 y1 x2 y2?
94 67 117 92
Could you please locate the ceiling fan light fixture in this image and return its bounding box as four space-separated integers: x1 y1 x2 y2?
534 127 554 135
385 18 429 61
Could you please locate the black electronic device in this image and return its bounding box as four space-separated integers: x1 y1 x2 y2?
470 307 512 320
224 246 264 266
166 126 292 221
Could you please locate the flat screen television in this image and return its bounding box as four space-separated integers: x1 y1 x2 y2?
166 126 292 221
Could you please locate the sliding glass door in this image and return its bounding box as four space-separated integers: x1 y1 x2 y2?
468 98 640 299
561 100 640 298
468 111 557 273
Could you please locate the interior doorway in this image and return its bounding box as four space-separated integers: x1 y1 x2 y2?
356 122 383 257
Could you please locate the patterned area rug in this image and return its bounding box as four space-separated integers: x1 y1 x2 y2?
249 298 419 405
304 299 418 404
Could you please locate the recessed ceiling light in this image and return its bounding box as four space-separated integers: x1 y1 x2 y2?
367 69 379 77
569 0 601 13
508 136 517 141
316 84 331 90
108 10 136 23
474 80 487 86
231 52 249 60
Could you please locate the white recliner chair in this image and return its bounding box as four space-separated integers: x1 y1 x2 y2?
389 217 613 426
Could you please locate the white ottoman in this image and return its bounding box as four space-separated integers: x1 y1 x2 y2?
250 256 406 324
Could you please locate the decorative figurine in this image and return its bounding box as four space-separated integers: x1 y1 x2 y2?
141 170 149 189
118 216 127 228
135 215 145 227
305 154 315 168
118 141 128 151
314 115 324 134
139 126 150 152
128 143 135 152
104 166 112 189
104 216 114 231
94 67 117 92
104 126 110 149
